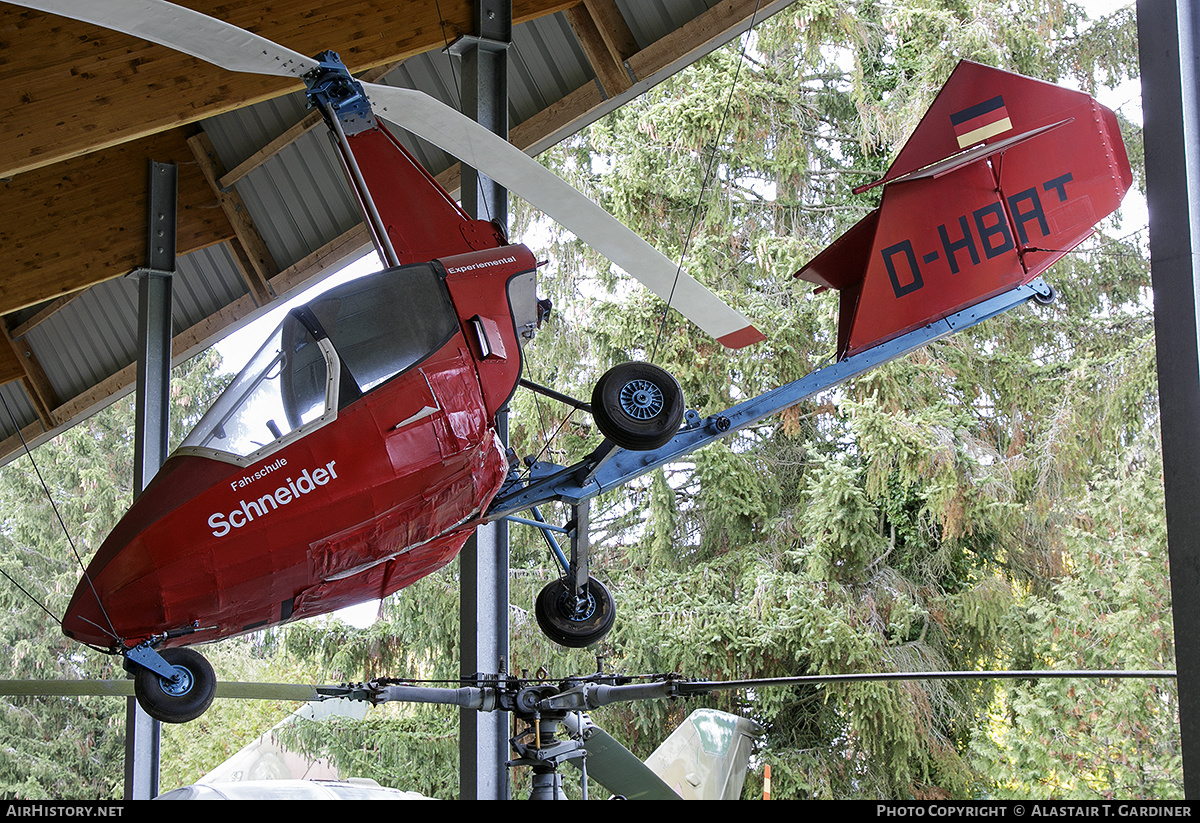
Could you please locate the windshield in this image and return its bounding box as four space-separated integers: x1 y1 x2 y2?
307 263 459 392
180 263 460 461
181 316 331 458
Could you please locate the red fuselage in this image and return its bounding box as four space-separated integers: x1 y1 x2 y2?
62 245 536 650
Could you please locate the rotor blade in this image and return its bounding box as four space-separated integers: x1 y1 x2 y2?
17 2 762 347
10 0 318 77
362 82 766 349
0 679 323 701
561 713 681 799
675 669 1179 692
0 679 133 698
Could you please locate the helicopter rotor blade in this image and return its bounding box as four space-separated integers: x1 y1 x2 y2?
560 712 681 800
9 0 319 77
9 0 764 348
0 679 322 701
0 679 134 698
361 82 764 348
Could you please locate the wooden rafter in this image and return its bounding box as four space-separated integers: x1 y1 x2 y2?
0 0 786 466
188 131 278 306
564 0 637 98
0 127 233 317
2 321 60 427
0 0 577 180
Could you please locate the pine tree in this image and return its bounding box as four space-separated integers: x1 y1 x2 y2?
1 0 1166 801
272 0 1163 800
0 351 228 798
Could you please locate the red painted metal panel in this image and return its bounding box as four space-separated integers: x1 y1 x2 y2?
62 332 509 650
345 124 507 264
797 61 1132 359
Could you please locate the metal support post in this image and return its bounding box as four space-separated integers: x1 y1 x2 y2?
568 502 590 598
455 0 513 801
1137 0 1200 797
451 0 511 228
125 160 177 800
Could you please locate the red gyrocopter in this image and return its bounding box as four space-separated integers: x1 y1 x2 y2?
10 3 1130 723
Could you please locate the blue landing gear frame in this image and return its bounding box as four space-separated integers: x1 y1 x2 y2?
493 278 1054 645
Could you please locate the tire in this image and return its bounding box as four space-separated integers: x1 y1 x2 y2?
1033 284 1057 305
535 576 616 648
591 362 684 451
133 647 216 724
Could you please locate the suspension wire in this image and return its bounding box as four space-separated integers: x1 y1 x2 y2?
433 0 465 119
522 396 579 477
0 564 62 627
649 0 764 365
0 392 120 642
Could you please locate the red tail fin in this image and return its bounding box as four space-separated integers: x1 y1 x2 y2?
797 61 1132 360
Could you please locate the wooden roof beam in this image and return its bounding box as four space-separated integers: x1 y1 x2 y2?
564 0 637 98
0 0 576 180
188 131 277 306
2 322 61 428
6 294 79 340
0 128 235 317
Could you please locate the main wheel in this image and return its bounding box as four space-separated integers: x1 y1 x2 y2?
591 362 684 451
133 647 216 724
535 576 616 648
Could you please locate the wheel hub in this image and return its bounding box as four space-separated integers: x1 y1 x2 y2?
161 666 194 697
558 586 596 621
619 379 664 420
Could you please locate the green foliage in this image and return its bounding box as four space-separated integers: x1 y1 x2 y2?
482 0 1161 799
276 708 460 799
976 433 1179 798
0 350 229 798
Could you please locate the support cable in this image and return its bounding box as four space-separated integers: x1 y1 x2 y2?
0 392 120 643
650 0 763 364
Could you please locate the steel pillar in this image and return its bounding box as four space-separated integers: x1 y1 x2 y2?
1137 0 1200 798
452 0 511 228
124 160 176 800
455 0 512 801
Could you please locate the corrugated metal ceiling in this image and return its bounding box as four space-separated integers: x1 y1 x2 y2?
0 0 790 455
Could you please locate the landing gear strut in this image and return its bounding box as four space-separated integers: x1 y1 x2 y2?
522 361 686 649
527 500 617 648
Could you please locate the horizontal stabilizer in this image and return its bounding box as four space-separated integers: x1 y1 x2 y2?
796 210 879 292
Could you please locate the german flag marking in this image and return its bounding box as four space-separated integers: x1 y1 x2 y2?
950 95 1012 148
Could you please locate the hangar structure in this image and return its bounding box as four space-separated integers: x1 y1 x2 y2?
0 0 792 460
0 0 801 800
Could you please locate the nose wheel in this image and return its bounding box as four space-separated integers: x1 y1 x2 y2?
535 576 615 648
131 646 216 724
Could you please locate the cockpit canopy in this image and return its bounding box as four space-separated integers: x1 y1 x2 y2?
181 263 459 461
